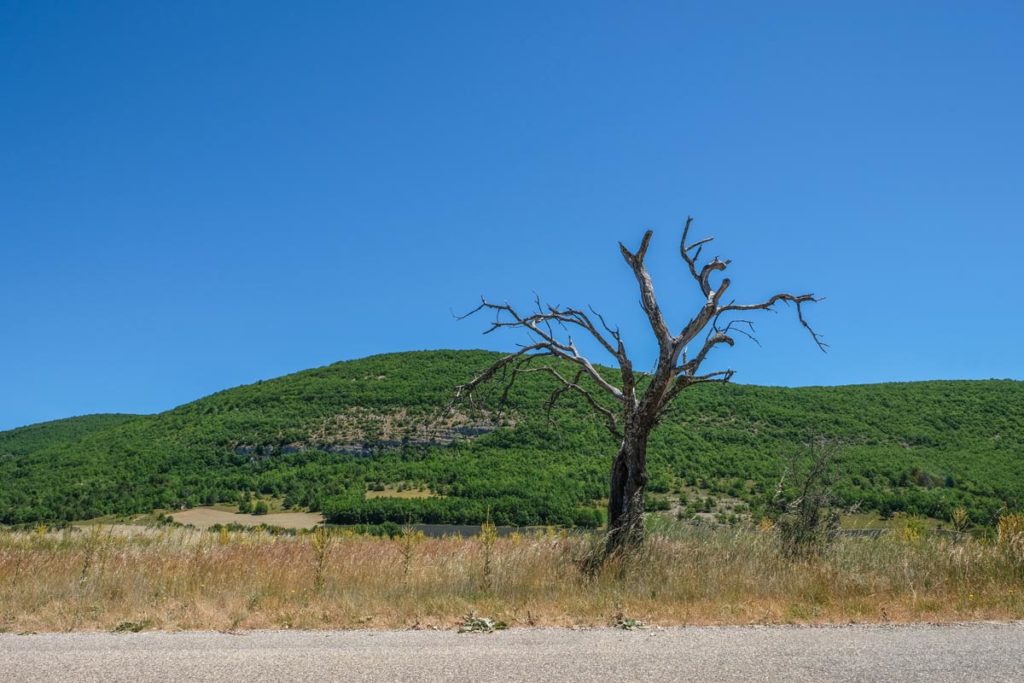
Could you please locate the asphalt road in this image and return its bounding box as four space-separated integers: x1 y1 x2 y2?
2 624 1022 682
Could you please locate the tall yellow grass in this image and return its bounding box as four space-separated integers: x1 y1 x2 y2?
0 524 1021 632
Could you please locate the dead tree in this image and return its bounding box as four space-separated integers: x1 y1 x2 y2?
772 437 843 558
456 218 825 556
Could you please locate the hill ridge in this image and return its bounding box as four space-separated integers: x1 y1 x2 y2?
1 349 1021 527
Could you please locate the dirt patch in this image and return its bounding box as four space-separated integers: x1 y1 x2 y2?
171 508 323 530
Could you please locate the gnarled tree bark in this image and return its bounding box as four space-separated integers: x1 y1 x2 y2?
455 218 825 558
606 424 649 550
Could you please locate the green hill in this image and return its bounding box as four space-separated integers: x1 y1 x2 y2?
1 350 1021 527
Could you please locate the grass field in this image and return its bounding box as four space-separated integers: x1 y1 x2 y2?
2 522 1022 633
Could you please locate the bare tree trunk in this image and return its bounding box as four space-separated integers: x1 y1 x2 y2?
605 426 648 554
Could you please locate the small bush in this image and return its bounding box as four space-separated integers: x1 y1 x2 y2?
612 612 647 630
950 506 970 534
772 438 842 558
480 516 498 590
112 619 153 633
997 512 1024 570
309 525 332 592
396 524 423 578
458 614 507 633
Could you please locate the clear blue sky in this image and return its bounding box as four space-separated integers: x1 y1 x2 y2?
2 1 1022 430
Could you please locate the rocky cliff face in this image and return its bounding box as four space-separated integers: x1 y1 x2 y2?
232 407 511 459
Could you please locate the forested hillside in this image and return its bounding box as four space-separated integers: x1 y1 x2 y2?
1 350 1021 527
0 413 140 457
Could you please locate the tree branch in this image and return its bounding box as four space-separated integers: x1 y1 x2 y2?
661 368 736 411
455 299 626 405
678 219 825 353
452 341 551 403
456 218 825 438
720 294 827 352
519 366 621 438
620 231 673 348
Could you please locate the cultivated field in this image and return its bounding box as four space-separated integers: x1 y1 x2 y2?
1 522 1023 633
170 508 324 530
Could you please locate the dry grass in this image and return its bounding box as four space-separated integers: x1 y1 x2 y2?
1 523 1022 633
